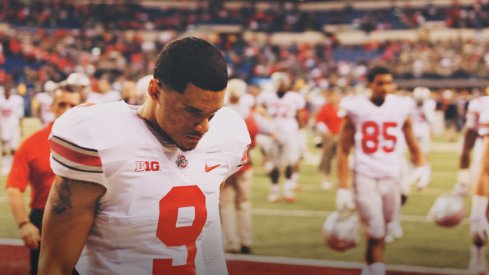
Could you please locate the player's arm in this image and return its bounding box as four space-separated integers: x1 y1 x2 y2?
201 218 228 275
337 115 354 189
403 116 425 166
403 116 430 190
459 128 478 169
38 176 106 275
475 136 489 197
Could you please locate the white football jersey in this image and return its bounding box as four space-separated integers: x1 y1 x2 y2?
49 101 250 275
0 94 24 141
263 91 305 135
340 94 415 179
86 90 121 103
35 92 54 125
479 109 489 137
466 96 489 131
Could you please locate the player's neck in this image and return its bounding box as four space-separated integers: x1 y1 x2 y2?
137 102 176 147
370 96 385 106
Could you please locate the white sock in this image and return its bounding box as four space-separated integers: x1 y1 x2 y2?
291 172 299 183
471 244 486 260
370 263 385 275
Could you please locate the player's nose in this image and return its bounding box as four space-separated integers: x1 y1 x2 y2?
193 117 209 135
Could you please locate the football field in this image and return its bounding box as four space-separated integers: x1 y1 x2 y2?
0 121 474 274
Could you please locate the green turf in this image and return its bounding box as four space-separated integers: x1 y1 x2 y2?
0 126 477 269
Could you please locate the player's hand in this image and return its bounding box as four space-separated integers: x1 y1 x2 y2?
336 188 354 210
413 165 431 191
471 216 489 245
19 222 40 250
453 169 470 197
471 195 489 245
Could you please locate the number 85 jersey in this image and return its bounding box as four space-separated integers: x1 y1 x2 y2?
49 102 250 275
340 94 415 179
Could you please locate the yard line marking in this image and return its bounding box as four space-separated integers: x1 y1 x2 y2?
252 208 468 224
0 238 23 246
225 254 470 275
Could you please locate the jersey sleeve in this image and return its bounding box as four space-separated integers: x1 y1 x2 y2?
212 107 251 179
49 107 105 185
466 99 480 130
479 109 489 137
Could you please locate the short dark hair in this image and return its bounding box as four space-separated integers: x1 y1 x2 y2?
153 37 228 93
366 66 391 83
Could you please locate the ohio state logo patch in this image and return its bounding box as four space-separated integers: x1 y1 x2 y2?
176 154 188 168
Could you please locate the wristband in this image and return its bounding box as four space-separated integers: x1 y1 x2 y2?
18 221 30 229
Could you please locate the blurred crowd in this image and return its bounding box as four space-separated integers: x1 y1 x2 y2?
3 0 489 33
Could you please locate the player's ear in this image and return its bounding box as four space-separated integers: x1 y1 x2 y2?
148 79 160 100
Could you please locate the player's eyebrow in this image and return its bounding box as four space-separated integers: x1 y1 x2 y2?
183 104 221 115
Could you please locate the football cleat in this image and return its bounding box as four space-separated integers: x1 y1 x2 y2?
322 209 359 252
428 193 466 228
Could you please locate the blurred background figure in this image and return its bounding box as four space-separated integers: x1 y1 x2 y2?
221 78 275 254
314 87 343 190
6 85 82 275
261 72 305 203
0 80 24 176
31 81 57 126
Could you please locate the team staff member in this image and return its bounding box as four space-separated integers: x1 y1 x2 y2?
6 87 82 275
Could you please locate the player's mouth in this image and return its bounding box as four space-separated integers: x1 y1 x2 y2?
186 134 202 141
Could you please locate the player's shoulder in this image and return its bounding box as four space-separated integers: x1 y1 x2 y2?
201 107 251 149
52 101 131 140
209 106 248 135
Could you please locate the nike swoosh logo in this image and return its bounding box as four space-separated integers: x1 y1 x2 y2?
205 163 220 173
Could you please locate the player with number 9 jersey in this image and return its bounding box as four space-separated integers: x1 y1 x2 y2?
38 37 250 275
48 102 249 275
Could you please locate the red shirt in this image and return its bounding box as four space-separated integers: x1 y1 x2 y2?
6 123 54 210
238 111 259 173
316 103 343 135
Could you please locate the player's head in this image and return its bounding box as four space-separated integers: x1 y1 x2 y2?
271 72 290 95
51 87 82 119
367 66 395 103
413 87 431 103
484 86 489 96
63 72 91 100
226 78 247 104
148 37 228 151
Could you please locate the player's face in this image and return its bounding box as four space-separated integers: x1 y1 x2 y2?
156 82 224 151
51 91 82 119
370 73 395 100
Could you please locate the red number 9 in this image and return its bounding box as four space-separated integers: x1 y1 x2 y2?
153 185 207 275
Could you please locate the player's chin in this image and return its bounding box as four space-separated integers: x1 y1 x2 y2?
178 136 202 151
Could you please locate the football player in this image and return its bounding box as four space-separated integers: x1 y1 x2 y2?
0 81 24 175
454 86 489 274
336 66 429 275
261 72 305 202
38 37 250 275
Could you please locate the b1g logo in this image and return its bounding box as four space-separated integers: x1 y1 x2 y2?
135 161 160 172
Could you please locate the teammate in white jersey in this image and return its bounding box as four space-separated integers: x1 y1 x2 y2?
0 81 24 175
38 37 250 275
32 81 56 125
411 87 436 156
470 108 489 275
453 88 489 274
336 66 429 275
262 72 305 202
